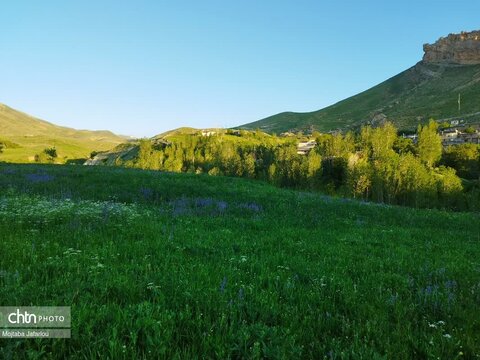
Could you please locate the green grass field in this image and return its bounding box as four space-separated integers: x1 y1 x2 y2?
0 164 479 359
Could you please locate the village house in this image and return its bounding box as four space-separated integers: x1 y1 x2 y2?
280 132 296 137
201 130 216 137
441 128 460 138
229 130 242 136
440 128 460 145
297 140 317 155
440 125 480 145
402 134 418 144
459 131 480 144
442 137 465 146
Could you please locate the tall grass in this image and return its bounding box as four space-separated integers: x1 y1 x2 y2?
0 164 479 359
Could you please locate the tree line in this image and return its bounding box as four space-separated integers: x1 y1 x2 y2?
116 121 479 211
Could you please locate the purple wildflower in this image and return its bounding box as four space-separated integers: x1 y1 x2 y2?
171 198 189 216
219 277 227 293
217 201 228 212
447 292 456 304
424 285 439 295
139 187 153 200
239 202 263 212
196 198 214 207
444 280 457 290
388 293 399 305
238 287 244 301
25 173 55 183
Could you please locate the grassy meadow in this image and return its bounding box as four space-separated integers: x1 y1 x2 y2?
0 136 120 164
0 163 479 359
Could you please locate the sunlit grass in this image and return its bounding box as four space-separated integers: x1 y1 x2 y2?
0 164 479 359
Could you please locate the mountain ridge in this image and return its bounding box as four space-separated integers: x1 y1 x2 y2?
239 31 480 133
0 103 126 163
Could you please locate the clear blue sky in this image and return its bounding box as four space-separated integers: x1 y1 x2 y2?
1 1 479 137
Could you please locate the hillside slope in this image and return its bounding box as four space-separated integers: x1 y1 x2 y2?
85 127 284 166
239 62 480 133
0 103 125 162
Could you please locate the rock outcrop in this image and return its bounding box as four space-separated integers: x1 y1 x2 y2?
423 30 480 65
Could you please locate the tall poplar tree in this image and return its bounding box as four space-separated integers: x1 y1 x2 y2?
417 120 442 167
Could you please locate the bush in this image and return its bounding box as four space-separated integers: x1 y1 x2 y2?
35 147 58 163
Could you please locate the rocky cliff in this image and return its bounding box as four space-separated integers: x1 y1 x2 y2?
423 30 480 65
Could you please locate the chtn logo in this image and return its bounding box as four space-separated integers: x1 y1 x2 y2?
8 309 37 324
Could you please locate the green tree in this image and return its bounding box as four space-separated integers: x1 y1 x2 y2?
434 166 463 208
394 153 436 207
435 166 463 194
442 144 479 179
347 154 371 199
370 153 399 204
243 153 256 178
319 133 354 158
417 120 442 167
137 139 163 170
306 150 322 180
35 147 58 163
393 137 415 155
361 122 397 160
268 163 277 184
44 147 57 159
464 126 476 134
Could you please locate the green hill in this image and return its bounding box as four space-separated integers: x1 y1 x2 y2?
239 62 480 133
0 103 125 163
86 127 284 166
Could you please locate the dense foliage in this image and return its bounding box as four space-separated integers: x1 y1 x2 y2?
115 123 479 211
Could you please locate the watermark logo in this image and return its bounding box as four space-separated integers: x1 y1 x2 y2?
0 307 71 338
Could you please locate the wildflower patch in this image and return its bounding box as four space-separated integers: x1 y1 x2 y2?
0 195 145 227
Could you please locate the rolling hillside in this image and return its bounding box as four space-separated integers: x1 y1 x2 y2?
239 62 480 133
85 127 284 166
0 103 125 163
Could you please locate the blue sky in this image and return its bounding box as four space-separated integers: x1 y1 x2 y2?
1 1 479 137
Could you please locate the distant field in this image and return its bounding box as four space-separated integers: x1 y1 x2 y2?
0 164 479 358
0 135 119 164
